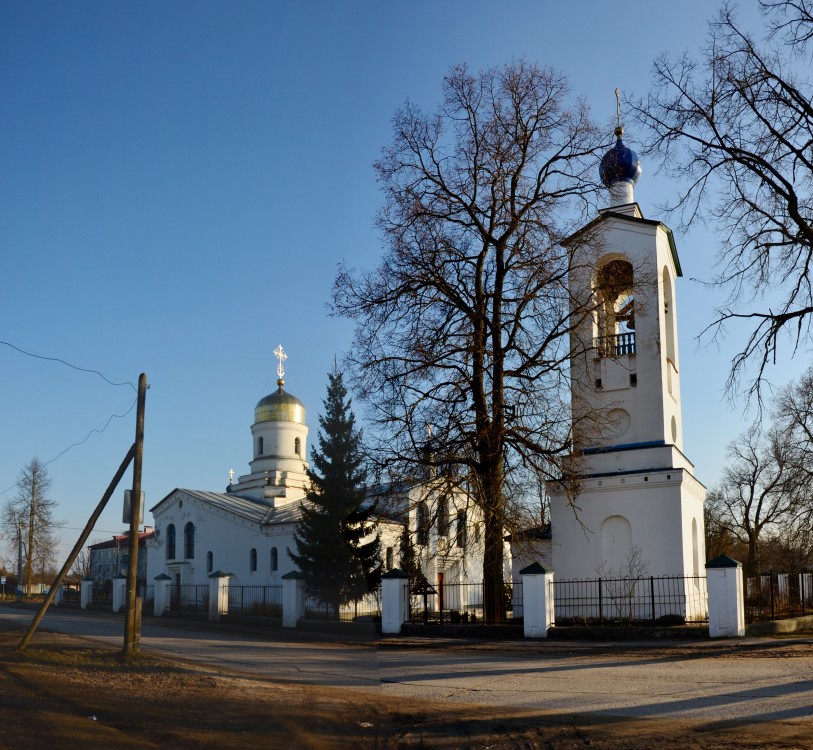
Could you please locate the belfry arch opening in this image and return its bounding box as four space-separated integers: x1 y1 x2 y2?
595 259 635 356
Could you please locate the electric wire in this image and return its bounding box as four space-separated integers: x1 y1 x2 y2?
0 339 136 391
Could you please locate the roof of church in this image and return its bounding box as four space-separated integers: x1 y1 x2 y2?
150 488 304 527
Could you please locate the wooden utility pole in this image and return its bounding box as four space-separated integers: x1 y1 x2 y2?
124 373 147 657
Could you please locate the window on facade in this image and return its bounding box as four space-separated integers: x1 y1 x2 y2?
385 547 394 570
250 548 257 572
456 510 467 548
295 437 301 456
437 496 449 537
595 259 635 357
416 501 429 546
166 524 176 560
258 436 264 456
270 547 278 572
184 522 195 559
207 551 213 573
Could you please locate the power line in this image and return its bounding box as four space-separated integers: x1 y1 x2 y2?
0 397 137 498
0 339 136 391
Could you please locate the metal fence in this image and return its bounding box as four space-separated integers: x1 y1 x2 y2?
303 592 381 623
406 580 523 626
169 584 209 613
551 575 708 626
228 585 283 616
91 583 112 605
139 583 154 609
745 571 813 624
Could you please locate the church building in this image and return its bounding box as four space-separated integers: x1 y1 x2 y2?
547 125 707 585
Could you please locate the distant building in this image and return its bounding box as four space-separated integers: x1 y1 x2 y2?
88 528 154 587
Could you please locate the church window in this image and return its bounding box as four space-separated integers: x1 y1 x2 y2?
184 523 195 559
206 551 213 573
663 267 677 394
270 547 278 572
258 437 264 456
250 548 257 572
416 502 429 546
595 259 635 357
386 547 394 570
295 437 301 456
437 496 449 537
166 524 176 560
456 510 467 548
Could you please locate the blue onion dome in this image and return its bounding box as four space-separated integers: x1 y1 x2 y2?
255 379 306 424
599 127 642 187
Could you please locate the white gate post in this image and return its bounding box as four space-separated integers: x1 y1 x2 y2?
282 571 305 628
112 575 127 613
154 573 171 616
52 584 64 607
80 578 93 609
381 568 410 634
706 555 745 637
521 562 555 638
208 571 231 622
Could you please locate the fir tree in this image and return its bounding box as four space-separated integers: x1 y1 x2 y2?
398 524 426 592
289 367 381 618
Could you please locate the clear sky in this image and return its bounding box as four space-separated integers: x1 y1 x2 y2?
0 1 801 561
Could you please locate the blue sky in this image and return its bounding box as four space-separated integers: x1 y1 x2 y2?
0 1 800 559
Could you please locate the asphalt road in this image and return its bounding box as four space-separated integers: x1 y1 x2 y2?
3 604 812 724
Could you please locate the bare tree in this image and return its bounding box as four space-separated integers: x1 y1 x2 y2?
71 545 93 580
632 1 813 399
334 61 605 619
706 424 808 575
2 458 60 594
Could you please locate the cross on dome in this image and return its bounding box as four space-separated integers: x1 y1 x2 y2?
274 344 288 385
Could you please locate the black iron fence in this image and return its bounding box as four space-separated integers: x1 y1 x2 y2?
91 583 112 605
745 571 813 624
303 593 381 623
551 575 708 626
169 584 208 613
228 585 283 616
406 580 523 626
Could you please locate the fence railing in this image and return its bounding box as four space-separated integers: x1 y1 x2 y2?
228 585 283 616
745 571 813 624
551 575 708 626
169 584 209 613
303 592 381 623
594 331 636 357
91 584 112 605
406 580 523 626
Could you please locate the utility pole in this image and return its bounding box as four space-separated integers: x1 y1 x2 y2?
124 373 147 657
16 522 23 601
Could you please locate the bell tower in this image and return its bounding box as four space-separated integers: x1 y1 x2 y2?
548 125 706 588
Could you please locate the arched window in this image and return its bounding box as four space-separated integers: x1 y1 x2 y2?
596 259 635 356
456 510 467 548
663 266 677 394
166 524 176 560
250 548 257 572
437 496 449 537
385 547 394 570
258 436 264 456
294 437 301 456
416 501 429 546
184 522 195 559
206 551 213 573
270 547 278 572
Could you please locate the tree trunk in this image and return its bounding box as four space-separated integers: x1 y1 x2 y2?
481 467 505 624
24 477 36 595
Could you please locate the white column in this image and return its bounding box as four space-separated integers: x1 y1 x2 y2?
282 571 305 628
112 576 127 613
52 584 64 607
706 555 745 637
521 562 555 638
381 569 410 634
154 573 171 616
208 571 231 622
80 578 93 609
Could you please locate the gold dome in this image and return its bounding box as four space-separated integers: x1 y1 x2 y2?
254 382 306 424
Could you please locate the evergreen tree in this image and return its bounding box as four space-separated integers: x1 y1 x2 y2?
289 367 381 618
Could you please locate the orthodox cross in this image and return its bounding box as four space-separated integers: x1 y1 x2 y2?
274 344 287 380
615 87 622 130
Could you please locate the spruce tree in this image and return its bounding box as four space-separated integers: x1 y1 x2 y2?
289 367 381 618
398 524 426 592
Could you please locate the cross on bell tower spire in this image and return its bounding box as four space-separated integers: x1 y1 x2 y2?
274 344 287 387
